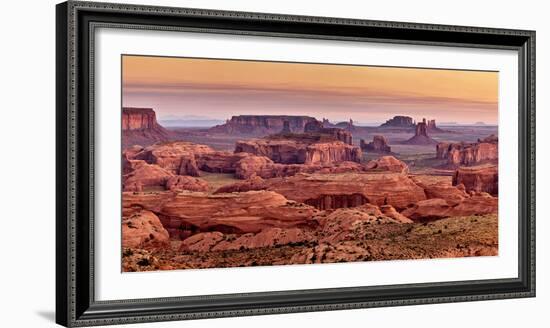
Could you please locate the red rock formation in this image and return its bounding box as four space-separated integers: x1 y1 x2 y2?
305 193 369 210
233 155 366 180
401 119 438 145
122 191 319 239
212 228 313 251
401 193 498 221
131 141 247 175
165 175 209 192
411 177 468 206
304 121 353 144
215 176 268 193
195 152 249 173
122 107 170 147
305 142 361 164
360 135 392 153
453 165 498 195
122 161 210 192
179 232 225 252
266 172 427 210
380 115 415 128
122 162 173 192
122 210 170 249
365 156 408 174
235 139 306 164
437 136 498 166
235 138 360 165
210 115 318 135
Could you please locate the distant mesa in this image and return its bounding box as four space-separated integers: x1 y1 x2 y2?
322 118 356 131
380 115 415 128
400 118 439 145
209 115 318 136
360 135 392 153
379 115 445 133
122 107 170 148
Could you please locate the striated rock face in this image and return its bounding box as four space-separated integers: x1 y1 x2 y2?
360 135 391 153
401 119 438 145
437 135 498 166
122 191 319 239
266 172 427 211
453 165 498 195
365 156 408 174
122 210 170 249
210 115 318 135
235 138 361 165
380 115 414 128
122 107 170 147
305 142 361 164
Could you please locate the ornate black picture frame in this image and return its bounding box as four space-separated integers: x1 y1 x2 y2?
56 1 535 326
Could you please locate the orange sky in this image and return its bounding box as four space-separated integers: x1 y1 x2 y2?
122 55 498 124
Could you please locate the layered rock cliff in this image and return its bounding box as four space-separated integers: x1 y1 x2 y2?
122 107 170 147
452 164 498 195
235 136 361 165
436 134 498 166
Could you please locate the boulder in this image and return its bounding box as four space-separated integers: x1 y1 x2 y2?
122 210 170 249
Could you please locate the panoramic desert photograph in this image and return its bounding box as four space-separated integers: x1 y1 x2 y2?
121 55 499 272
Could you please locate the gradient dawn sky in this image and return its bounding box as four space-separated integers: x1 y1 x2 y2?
122 55 499 124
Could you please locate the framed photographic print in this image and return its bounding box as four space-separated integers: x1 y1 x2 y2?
56 1 535 326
